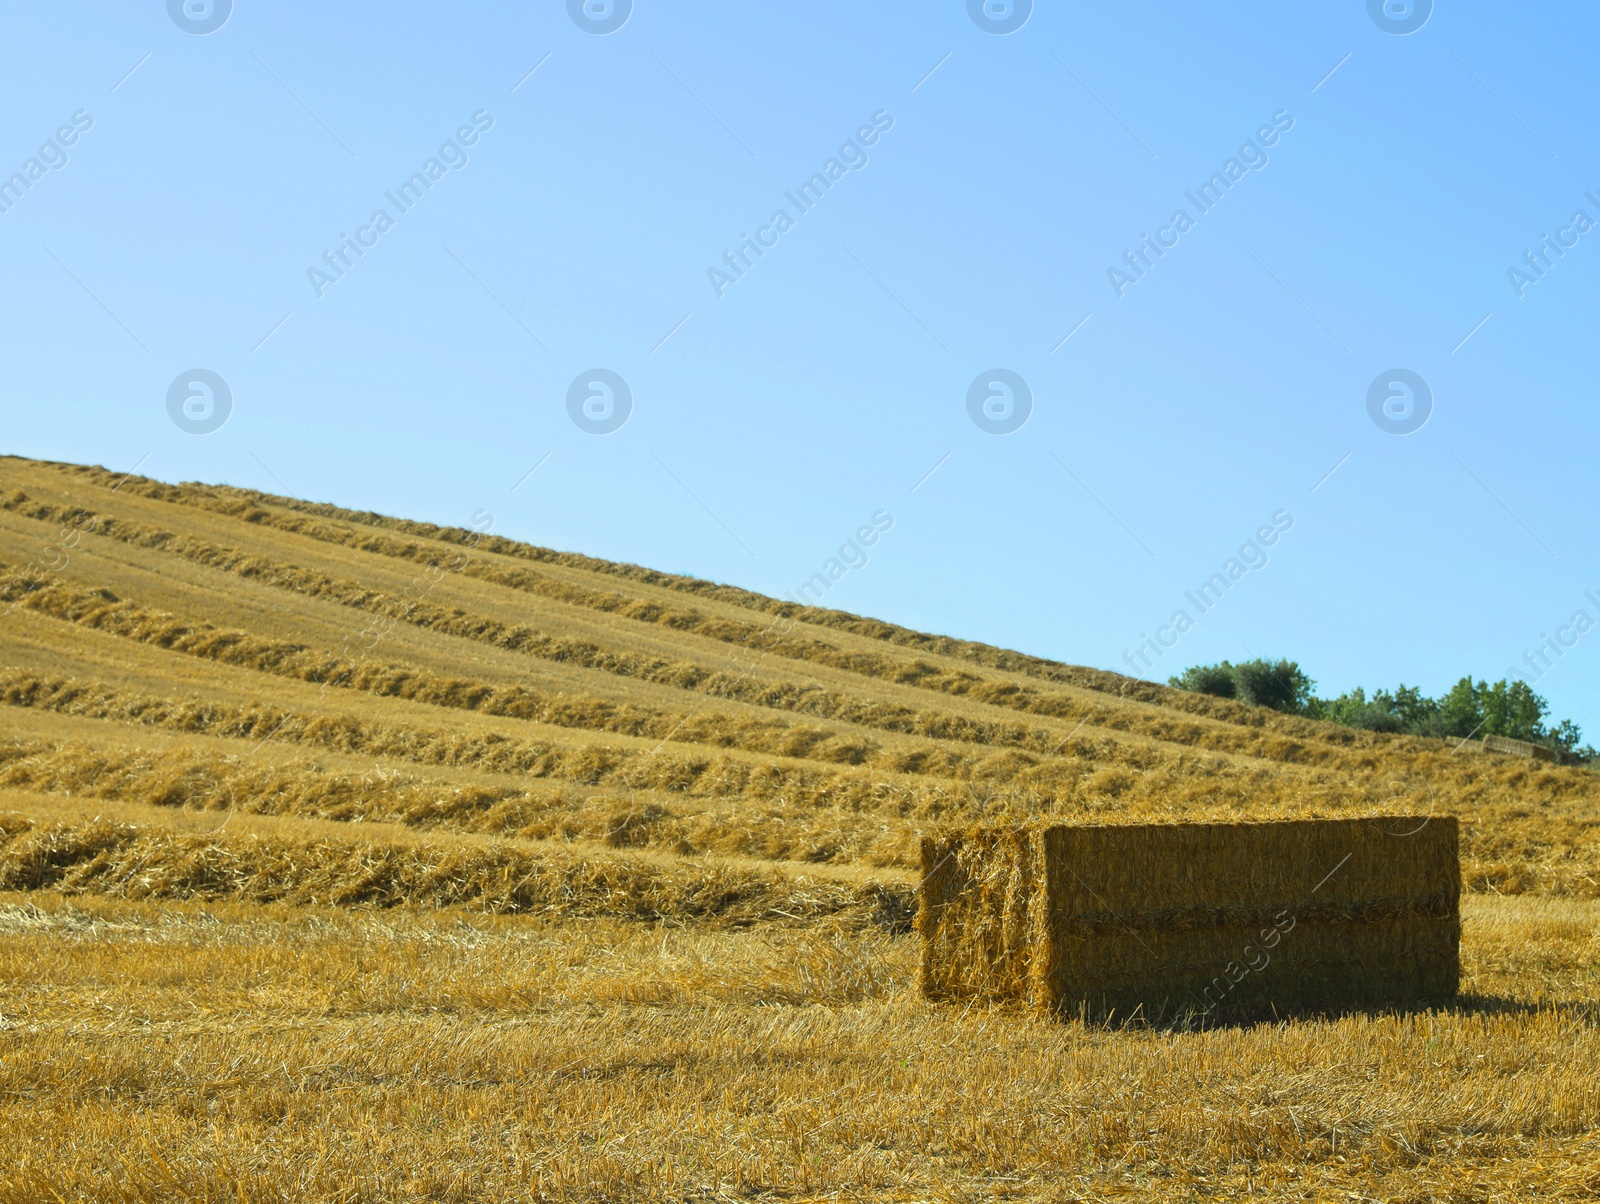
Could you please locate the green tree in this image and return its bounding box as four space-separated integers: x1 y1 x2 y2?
1549 718 1586 755
1169 660 1315 715
1390 685 1439 731
1479 678 1547 742
1436 678 1485 739
1231 659 1316 714
1168 663 1237 700
1169 662 1591 766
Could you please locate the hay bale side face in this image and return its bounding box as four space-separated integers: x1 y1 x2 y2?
1035 817 1460 1021
917 829 1042 1004
1483 734 1554 762
1482 734 1533 758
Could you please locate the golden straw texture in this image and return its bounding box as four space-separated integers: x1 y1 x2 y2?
920 818 1459 1022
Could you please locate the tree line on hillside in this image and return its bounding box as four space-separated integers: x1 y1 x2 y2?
1168 659 1595 764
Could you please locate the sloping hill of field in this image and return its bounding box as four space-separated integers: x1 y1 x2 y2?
2 452 1598 1201
3 453 1596 897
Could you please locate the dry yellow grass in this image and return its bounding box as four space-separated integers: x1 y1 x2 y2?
0 891 1597 1201
1 453 1598 1200
0 820 907 932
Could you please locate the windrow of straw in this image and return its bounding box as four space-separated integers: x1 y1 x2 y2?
0 564 886 770
0 813 915 929
0 736 909 865
920 819 1461 1022
0 669 1005 825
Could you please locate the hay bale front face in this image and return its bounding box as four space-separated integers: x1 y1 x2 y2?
919 818 1459 1021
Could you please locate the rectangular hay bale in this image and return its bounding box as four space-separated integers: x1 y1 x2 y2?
918 817 1459 1021
1483 734 1554 762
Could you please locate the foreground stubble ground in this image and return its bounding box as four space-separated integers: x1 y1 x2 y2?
0 893 1597 1201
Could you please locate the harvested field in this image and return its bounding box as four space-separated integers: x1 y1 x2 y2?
1 453 1598 1200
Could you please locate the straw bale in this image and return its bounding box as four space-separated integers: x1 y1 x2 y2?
917 828 1042 1003
1483 734 1554 762
919 818 1459 1021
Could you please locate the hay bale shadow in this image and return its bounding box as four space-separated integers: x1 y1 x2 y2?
1105 991 1597 1034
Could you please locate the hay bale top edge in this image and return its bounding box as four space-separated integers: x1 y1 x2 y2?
921 816 1454 837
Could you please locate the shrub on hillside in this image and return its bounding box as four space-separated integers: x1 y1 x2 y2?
1167 663 1236 701
1167 660 1315 715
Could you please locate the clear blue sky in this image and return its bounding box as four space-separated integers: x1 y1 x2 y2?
3 1 1597 736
